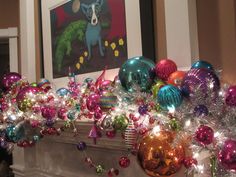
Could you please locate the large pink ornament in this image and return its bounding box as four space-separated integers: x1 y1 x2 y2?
155 59 177 81
195 125 214 146
41 106 57 119
225 85 236 107
86 93 100 112
218 139 236 172
2 72 22 90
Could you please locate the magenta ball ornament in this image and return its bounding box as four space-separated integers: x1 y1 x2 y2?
218 139 236 172
225 85 236 107
2 72 22 90
41 106 57 119
86 93 100 112
119 156 130 168
195 125 214 146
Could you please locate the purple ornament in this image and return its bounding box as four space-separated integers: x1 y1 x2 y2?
41 106 57 119
76 141 87 151
193 105 209 117
218 139 236 172
225 85 236 107
181 68 220 101
45 119 55 127
86 93 100 112
195 125 214 146
138 105 148 115
2 72 21 90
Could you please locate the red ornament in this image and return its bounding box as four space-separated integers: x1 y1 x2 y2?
195 125 214 146
119 156 130 168
183 157 198 168
155 59 177 81
106 130 116 138
108 168 119 177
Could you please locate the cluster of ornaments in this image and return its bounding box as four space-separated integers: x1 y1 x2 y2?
0 56 235 177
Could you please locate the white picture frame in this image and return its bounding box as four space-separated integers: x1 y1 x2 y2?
41 0 143 89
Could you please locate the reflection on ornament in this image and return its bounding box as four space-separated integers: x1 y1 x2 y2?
155 59 177 81
137 130 185 177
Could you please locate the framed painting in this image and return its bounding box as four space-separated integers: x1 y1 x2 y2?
41 0 143 88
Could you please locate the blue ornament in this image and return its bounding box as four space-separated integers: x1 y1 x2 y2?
45 119 55 127
193 105 208 117
191 60 213 70
118 56 156 92
157 85 183 110
6 125 25 143
77 141 87 151
56 88 71 97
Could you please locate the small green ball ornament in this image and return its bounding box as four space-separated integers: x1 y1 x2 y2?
112 115 129 131
96 165 105 175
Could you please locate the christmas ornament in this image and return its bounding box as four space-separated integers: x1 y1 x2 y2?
218 139 236 171
6 124 25 143
225 85 236 107
195 125 214 146
96 165 105 175
151 80 165 98
37 78 51 92
181 68 220 101
193 105 209 117
167 71 185 87
94 108 103 120
138 104 148 115
77 141 87 151
183 157 198 169
106 130 116 138
157 85 183 110
112 115 129 131
124 122 137 149
2 72 21 90
119 156 130 168
99 90 117 111
41 106 57 119
101 115 114 131
118 56 156 92
86 93 100 112
191 60 213 70
56 88 71 97
155 59 177 81
16 86 41 112
58 108 68 120
137 130 185 177
99 80 112 91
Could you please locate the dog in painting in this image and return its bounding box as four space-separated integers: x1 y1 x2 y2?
81 0 104 59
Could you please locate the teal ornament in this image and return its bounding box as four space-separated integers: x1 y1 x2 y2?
157 85 183 110
191 60 213 70
75 104 81 112
6 125 25 143
56 88 71 97
67 110 76 120
99 91 117 111
118 56 156 92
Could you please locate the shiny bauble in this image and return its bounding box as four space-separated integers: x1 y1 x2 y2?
6 124 25 143
2 72 21 90
99 90 117 111
99 80 112 90
112 114 129 131
195 125 214 146
193 105 209 117
218 139 236 172
86 93 100 112
137 131 185 177
181 68 220 101
167 71 186 87
16 86 41 112
151 80 165 98
56 88 71 97
77 141 87 151
119 156 130 168
157 85 183 110
191 60 213 70
41 106 57 119
118 56 156 92
155 59 177 81
225 85 236 107
101 115 114 131
37 78 51 92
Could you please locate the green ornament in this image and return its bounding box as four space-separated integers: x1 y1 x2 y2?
75 104 80 112
112 114 129 131
169 118 181 131
33 135 40 142
95 165 105 175
67 110 76 120
151 80 165 98
30 82 38 87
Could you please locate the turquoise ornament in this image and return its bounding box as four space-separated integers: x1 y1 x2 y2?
157 85 183 110
6 125 25 143
56 88 71 97
67 110 76 120
118 56 156 92
191 60 213 70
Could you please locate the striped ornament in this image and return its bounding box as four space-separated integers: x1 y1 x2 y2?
99 91 117 111
124 122 137 149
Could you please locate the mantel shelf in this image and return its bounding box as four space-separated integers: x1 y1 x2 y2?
43 120 127 151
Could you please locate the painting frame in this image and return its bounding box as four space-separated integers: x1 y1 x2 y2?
41 0 143 88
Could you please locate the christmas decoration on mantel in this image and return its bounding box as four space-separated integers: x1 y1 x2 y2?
0 57 236 177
